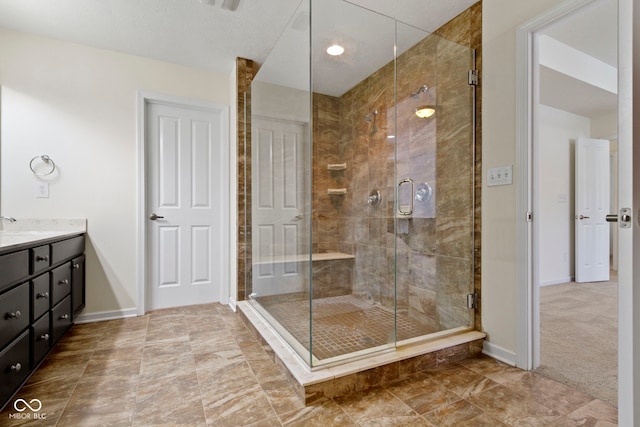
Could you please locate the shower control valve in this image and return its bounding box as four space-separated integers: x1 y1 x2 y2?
367 190 381 207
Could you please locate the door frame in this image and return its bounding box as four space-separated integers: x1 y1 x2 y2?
517 0 638 423
136 91 230 315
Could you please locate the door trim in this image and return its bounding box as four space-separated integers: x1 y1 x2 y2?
518 0 638 422
516 0 601 372
136 91 230 315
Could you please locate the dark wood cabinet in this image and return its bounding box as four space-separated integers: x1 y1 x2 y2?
0 234 85 410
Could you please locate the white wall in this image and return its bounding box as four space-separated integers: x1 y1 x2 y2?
0 28 230 317
537 105 590 285
482 0 571 361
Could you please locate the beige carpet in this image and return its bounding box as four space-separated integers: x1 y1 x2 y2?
536 276 618 407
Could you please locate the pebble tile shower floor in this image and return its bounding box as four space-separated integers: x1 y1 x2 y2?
0 303 618 426
254 294 435 360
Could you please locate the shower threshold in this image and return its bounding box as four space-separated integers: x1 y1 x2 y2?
237 300 486 405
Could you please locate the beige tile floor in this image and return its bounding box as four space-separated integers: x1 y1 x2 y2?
1 303 618 426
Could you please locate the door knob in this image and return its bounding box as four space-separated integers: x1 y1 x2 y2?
576 215 590 220
149 213 165 221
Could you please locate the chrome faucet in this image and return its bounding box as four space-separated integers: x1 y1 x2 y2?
0 216 16 222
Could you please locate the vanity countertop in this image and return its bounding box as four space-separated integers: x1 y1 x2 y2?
0 219 87 253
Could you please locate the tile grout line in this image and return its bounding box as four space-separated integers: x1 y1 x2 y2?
54 322 111 426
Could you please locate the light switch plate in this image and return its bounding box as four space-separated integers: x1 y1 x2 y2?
487 165 513 187
36 182 49 198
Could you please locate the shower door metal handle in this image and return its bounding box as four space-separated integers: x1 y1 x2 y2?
397 178 414 217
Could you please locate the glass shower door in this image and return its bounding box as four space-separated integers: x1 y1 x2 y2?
393 22 476 341
247 0 477 368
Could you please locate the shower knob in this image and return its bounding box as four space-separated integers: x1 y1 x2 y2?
367 190 381 207
415 183 432 202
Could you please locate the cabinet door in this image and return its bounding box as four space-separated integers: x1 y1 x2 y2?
0 250 28 293
51 296 72 343
32 273 50 322
31 245 50 275
0 283 29 349
32 313 51 365
0 330 30 409
50 263 71 306
71 255 85 318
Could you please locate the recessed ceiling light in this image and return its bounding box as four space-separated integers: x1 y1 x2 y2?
326 44 345 56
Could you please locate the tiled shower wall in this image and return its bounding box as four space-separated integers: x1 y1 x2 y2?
310 4 482 331
237 3 482 331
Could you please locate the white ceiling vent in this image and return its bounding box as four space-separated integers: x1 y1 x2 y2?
199 0 240 11
222 0 240 11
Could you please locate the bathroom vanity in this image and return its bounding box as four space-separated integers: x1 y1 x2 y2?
0 221 86 410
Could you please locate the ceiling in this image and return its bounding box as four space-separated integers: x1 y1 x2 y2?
0 0 619 118
0 0 476 76
539 0 618 119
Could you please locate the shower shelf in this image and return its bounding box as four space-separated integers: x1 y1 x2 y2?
327 163 347 171
327 188 347 195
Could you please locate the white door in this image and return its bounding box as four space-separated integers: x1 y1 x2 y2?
146 101 223 310
251 117 308 296
575 137 610 282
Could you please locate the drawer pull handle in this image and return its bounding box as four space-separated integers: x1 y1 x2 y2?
7 310 22 319
36 255 49 262
59 279 69 285
60 314 69 320
73 263 80 269
37 292 49 299
40 333 50 341
11 363 22 373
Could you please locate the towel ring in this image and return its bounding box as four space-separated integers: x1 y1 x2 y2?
29 155 56 176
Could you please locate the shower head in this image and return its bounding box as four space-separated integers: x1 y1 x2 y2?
411 85 429 98
364 109 379 123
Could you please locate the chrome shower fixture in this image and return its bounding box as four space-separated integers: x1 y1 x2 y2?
411 85 429 98
364 109 379 134
364 109 378 122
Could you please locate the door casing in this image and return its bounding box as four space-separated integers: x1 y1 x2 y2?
516 0 639 423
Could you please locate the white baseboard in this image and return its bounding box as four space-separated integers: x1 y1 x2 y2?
539 276 574 287
482 341 517 366
74 308 139 324
228 297 237 312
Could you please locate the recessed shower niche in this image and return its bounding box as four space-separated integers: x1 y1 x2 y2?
238 0 483 403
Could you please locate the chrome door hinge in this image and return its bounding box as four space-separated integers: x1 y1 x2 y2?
468 69 479 86
467 292 478 309
526 211 533 222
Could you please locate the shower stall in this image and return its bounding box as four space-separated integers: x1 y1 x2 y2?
243 0 478 369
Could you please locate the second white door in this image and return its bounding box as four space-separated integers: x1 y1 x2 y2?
575 137 610 282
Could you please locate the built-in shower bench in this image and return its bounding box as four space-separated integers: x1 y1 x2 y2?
252 252 355 264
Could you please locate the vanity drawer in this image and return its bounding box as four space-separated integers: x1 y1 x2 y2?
50 264 71 306
0 250 29 293
0 283 30 349
51 236 84 265
30 245 50 275
0 330 30 407
32 313 51 365
32 273 50 321
51 295 72 343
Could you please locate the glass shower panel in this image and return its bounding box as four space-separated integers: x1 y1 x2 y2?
248 0 313 365
394 21 476 339
247 0 476 369
310 0 397 365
